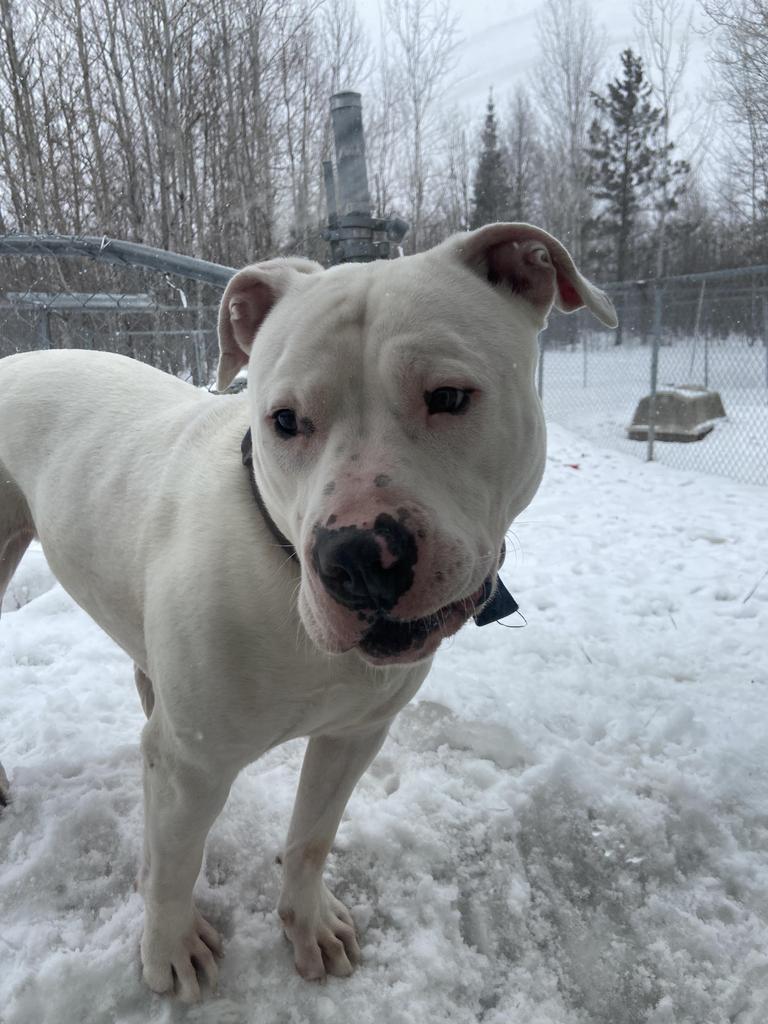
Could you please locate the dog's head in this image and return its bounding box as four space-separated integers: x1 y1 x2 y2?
217 224 617 667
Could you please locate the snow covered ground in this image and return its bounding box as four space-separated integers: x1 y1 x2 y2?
1 423 767 1024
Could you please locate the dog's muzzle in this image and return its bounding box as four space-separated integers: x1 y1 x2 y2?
240 429 521 661
310 517 519 660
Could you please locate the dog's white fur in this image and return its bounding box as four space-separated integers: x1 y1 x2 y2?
0 224 616 1001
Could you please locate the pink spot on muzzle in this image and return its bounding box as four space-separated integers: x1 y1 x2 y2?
374 533 399 570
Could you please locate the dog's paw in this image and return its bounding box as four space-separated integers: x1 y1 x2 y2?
279 885 361 981
141 906 223 1003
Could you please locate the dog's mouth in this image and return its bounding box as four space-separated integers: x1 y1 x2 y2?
357 575 494 664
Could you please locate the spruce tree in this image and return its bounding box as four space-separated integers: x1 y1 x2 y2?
587 49 687 286
471 91 510 228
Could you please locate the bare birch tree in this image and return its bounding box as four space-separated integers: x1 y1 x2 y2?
503 86 542 223
0 0 49 230
384 0 459 251
439 109 472 233
635 0 696 274
366 30 401 221
701 0 768 258
535 0 604 264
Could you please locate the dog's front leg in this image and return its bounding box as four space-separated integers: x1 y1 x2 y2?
139 714 236 1002
279 724 391 981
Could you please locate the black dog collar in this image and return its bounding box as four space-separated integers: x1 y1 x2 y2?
241 429 519 626
473 575 519 626
241 429 296 559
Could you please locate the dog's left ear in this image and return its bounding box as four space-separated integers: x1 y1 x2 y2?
444 222 618 328
217 257 323 391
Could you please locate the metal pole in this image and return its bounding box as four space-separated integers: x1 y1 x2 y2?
689 279 706 378
36 310 52 349
646 280 663 463
704 331 710 389
763 295 768 402
330 92 371 216
582 333 588 389
323 92 408 264
193 331 205 387
0 233 235 285
537 339 544 400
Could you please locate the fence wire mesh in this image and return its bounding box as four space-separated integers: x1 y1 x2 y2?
0 234 233 387
542 267 768 486
0 234 766 486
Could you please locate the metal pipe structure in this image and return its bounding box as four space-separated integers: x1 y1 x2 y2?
331 92 371 217
0 233 235 285
323 92 408 264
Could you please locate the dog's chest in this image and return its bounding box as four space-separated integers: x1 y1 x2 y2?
205 648 429 760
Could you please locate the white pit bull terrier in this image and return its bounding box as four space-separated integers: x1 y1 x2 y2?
0 223 616 1000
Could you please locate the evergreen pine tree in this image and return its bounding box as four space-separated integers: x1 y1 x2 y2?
471 90 510 228
587 49 687 286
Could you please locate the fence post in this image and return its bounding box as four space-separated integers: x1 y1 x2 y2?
36 310 52 348
582 332 588 388
646 280 663 463
537 338 544 400
689 279 706 378
193 330 206 387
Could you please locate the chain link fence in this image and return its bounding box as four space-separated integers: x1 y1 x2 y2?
1 234 766 486
0 234 233 387
541 266 768 486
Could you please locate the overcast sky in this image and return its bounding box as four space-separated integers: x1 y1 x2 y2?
355 0 708 122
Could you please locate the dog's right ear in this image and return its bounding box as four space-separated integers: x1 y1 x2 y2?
217 257 323 391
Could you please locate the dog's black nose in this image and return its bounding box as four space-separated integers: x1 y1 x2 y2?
312 514 417 612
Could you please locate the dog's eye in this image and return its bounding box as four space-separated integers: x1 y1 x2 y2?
273 409 298 437
424 387 472 415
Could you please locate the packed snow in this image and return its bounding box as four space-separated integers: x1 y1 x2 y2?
1 423 767 1024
